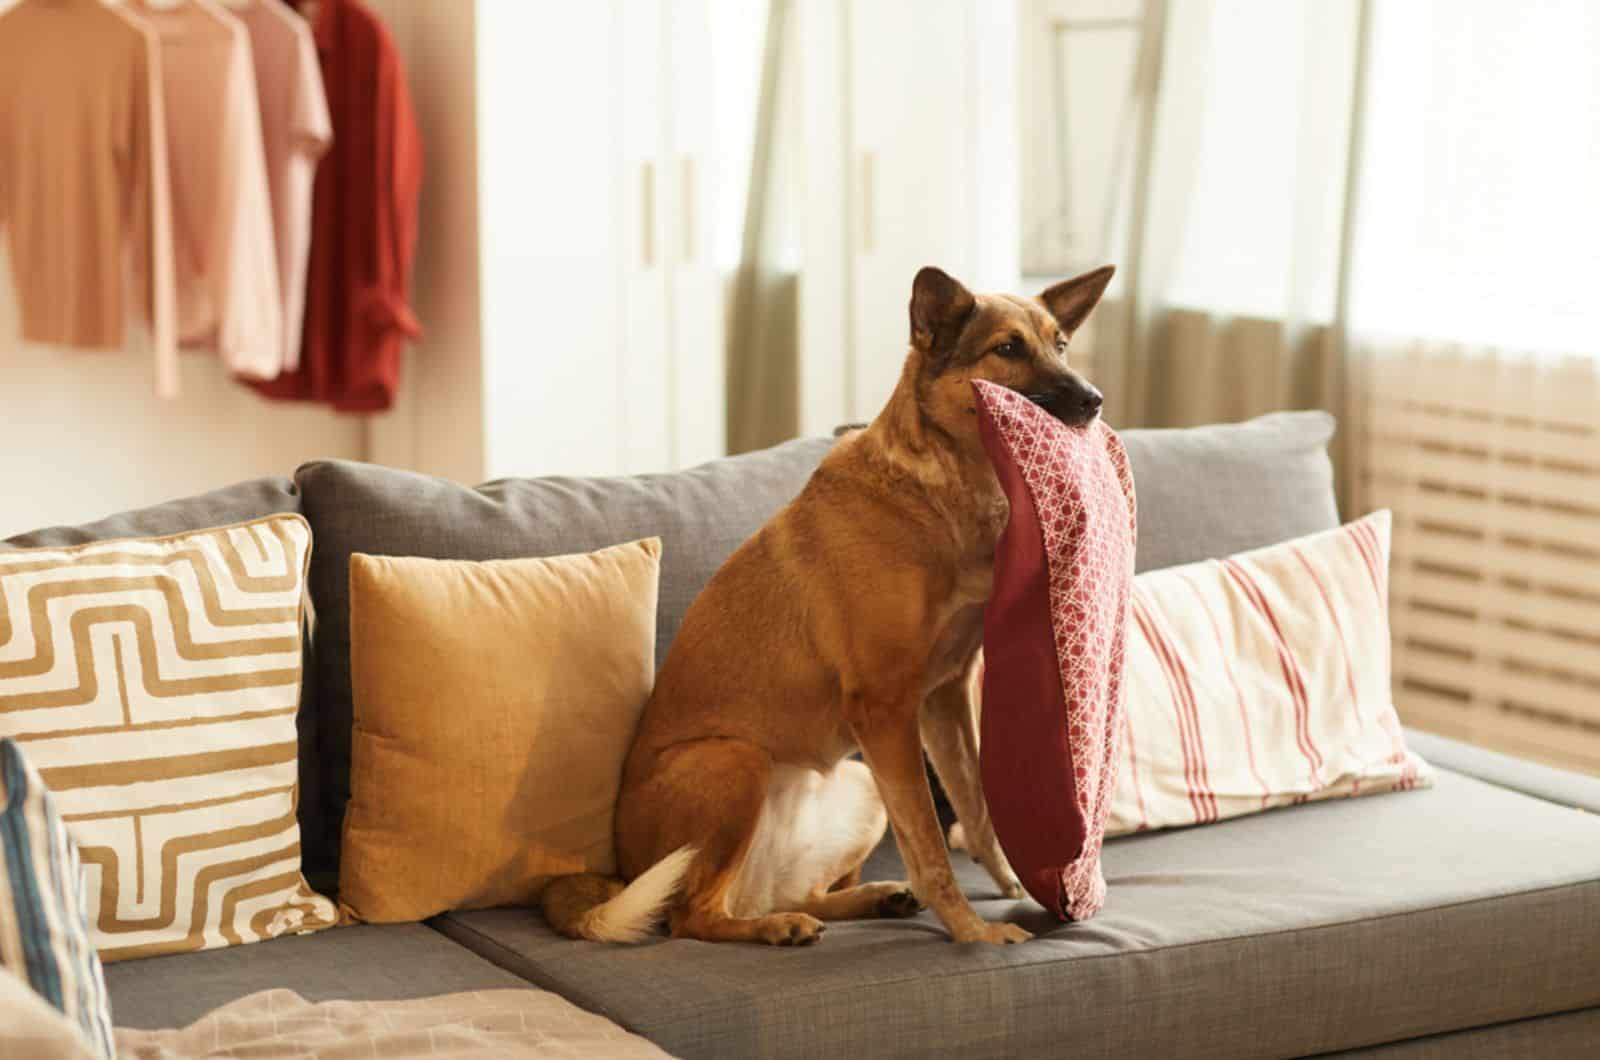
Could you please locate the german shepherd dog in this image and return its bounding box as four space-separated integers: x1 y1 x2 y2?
543 265 1114 945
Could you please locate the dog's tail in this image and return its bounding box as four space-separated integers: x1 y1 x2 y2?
540 846 696 943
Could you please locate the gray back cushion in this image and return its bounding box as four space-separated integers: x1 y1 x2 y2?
0 412 1336 884
293 412 1337 875
293 438 836 874
1122 410 1339 572
1 478 302 548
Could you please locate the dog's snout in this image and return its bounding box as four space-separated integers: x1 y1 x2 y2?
1030 379 1104 426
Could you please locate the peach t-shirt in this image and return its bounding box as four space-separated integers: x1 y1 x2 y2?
129 0 284 380
0 0 179 396
231 0 331 373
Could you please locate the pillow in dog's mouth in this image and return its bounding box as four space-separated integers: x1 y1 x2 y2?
972 380 1137 921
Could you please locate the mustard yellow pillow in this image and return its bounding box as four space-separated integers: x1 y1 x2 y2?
338 538 661 923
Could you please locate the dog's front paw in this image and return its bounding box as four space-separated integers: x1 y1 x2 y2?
953 920 1032 945
760 913 826 947
998 876 1026 901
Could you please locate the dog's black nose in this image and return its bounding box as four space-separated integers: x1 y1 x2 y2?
1032 380 1104 425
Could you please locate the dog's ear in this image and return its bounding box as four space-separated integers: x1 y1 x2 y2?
1038 265 1115 337
909 266 976 355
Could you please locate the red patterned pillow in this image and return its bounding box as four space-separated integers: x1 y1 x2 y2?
973 380 1137 921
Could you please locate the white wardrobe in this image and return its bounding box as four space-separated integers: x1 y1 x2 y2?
476 0 724 479
371 0 1018 482
797 0 1021 434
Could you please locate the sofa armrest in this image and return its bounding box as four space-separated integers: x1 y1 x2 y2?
1404 727 1600 814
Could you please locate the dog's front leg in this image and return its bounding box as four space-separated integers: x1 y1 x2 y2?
922 662 1026 901
852 699 1031 945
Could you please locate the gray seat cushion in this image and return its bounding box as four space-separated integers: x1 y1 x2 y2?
433 771 1600 1060
104 924 531 1030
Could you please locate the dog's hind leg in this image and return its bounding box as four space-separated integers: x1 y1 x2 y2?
629 738 827 946
797 881 920 920
770 760 920 921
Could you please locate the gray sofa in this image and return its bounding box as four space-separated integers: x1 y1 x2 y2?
6 413 1599 1059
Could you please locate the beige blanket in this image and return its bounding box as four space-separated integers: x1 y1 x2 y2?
115 988 674 1059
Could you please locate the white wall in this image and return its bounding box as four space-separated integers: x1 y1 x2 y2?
0 287 364 541
365 0 485 484
1 0 484 540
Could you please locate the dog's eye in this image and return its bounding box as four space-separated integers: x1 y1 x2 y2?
994 341 1023 359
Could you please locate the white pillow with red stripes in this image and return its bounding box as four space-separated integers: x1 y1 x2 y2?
1108 510 1431 835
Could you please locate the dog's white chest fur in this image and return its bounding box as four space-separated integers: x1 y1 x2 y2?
726 761 888 917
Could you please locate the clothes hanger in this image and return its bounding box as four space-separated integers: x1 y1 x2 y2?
127 0 241 31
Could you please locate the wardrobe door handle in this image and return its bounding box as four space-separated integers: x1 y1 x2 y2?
681 156 696 264
860 151 876 255
642 161 656 267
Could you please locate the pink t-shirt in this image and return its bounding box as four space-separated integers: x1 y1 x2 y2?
231 0 331 374
130 0 283 380
0 0 179 396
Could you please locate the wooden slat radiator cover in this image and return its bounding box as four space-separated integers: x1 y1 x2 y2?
1360 346 1600 776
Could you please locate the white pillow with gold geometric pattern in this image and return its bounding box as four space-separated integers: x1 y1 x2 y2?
0 515 334 960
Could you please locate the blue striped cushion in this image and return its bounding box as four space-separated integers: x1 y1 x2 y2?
0 738 115 1059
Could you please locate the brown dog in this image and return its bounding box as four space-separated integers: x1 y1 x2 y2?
542 264 1115 946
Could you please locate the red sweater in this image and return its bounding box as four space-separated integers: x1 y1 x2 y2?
255 0 421 412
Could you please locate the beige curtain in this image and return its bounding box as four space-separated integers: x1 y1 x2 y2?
1345 0 1600 775
1077 0 1600 774
725 0 800 455
1081 0 1366 510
